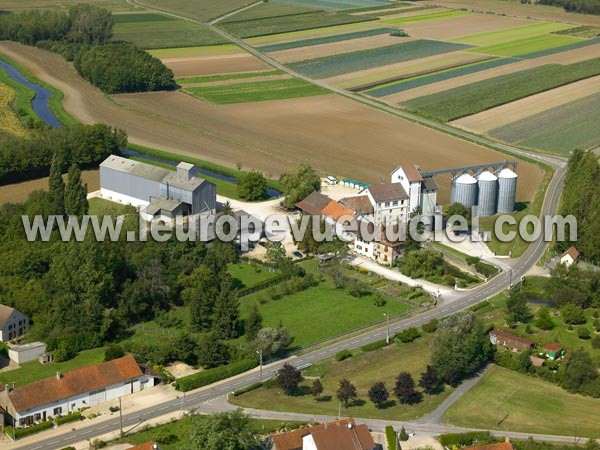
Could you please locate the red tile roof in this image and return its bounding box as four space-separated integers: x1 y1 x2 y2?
545 343 562 352
340 196 374 215
0 304 16 328
465 443 513 450
128 442 157 450
272 419 375 450
561 246 579 260
402 164 423 183
9 355 143 412
321 200 356 221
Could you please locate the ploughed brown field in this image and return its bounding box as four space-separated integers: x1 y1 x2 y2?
0 42 541 203
0 170 99 205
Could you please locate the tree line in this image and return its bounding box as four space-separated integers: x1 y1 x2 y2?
0 5 174 93
537 0 600 15
0 123 126 184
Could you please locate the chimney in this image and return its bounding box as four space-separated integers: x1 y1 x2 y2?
56 371 62 380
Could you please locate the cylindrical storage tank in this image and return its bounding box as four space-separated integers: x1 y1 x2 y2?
451 173 478 207
477 171 498 217
496 168 518 214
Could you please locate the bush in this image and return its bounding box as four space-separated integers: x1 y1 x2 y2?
8 421 53 439
55 412 83 425
174 358 257 392
474 261 498 277
385 425 397 450
422 318 438 333
335 350 352 361
577 326 591 339
592 335 600 350
360 339 389 352
395 327 421 343
470 300 490 312
466 256 481 265
438 431 494 447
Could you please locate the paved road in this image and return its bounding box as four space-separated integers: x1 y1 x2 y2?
12 4 568 449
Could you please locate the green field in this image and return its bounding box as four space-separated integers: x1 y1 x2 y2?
137 0 256 22
239 262 412 349
0 0 131 11
221 2 318 22
220 11 374 38
228 262 280 288
176 70 284 84
258 27 400 52
444 366 600 437
232 335 454 420
0 347 106 386
184 78 328 104
472 33 583 57
452 21 573 46
148 44 241 59
275 0 394 10
405 58 600 121
112 12 226 49
383 9 469 25
490 92 600 154
289 40 472 79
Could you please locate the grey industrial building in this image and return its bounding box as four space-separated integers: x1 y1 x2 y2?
99 155 216 220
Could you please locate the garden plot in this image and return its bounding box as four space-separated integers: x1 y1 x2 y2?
289 40 473 78
112 12 226 49
489 92 600 154
451 75 600 134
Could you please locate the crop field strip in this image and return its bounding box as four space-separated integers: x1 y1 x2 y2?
112 12 227 49
258 27 400 52
288 40 473 78
274 0 394 10
517 35 600 59
451 21 574 46
220 2 319 22
184 78 329 104
0 82 27 139
350 54 494 91
367 57 518 96
404 57 600 121
176 70 285 85
137 0 256 22
219 10 376 38
488 92 600 154
469 33 584 57
383 9 470 25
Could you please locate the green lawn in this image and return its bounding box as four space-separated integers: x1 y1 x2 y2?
184 78 328 104
113 416 307 450
232 335 454 420
406 58 600 121
228 262 280 289
0 347 106 386
383 9 469 25
240 262 412 349
444 365 600 437
471 33 583 57
112 12 226 49
452 21 573 46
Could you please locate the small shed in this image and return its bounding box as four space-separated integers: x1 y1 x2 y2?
544 343 564 360
8 342 46 364
489 329 534 352
560 246 580 267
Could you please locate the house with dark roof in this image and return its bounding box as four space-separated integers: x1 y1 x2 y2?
0 305 29 343
489 329 534 352
295 191 331 215
391 164 439 217
270 419 376 450
364 183 409 226
0 355 155 428
351 220 403 266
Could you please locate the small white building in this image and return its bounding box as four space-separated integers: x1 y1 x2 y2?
0 305 29 343
8 342 46 365
0 355 155 428
560 246 580 267
390 164 439 216
364 183 409 226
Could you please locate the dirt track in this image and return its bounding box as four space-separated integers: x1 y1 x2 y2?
0 42 541 203
451 75 600 133
384 43 600 103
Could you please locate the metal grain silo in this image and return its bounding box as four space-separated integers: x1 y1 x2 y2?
451 173 478 207
496 168 518 214
476 171 498 217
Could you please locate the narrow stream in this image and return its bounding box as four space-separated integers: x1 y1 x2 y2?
0 59 281 198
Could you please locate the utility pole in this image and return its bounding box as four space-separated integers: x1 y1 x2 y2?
119 397 123 438
338 400 341 420
509 268 513 289
256 349 263 382
384 312 390 344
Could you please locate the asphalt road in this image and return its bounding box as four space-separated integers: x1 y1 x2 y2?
12 4 568 449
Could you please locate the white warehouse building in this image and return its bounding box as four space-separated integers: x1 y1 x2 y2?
99 155 216 220
0 355 155 428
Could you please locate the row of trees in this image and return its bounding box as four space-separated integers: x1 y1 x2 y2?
537 0 600 14
0 123 126 184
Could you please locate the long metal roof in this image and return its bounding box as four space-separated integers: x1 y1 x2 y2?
100 155 170 183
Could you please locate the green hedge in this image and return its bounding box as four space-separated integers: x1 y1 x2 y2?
386 426 397 450
360 339 389 353
55 412 83 425
335 350 352 361
174 358 258 392
232 382 263 397
438 431 493 447
7 421 53 440
474 261 498 277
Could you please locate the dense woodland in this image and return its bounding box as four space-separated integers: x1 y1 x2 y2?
537 0 600 15
557 149 600 262
0 124 126 184
0 5 174 93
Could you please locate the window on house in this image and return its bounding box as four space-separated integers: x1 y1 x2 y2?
34 413 41 421
385 202 390 207
53 407 62 415
392 201 398 206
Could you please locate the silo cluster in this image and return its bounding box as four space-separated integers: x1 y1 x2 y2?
449 167 517 217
